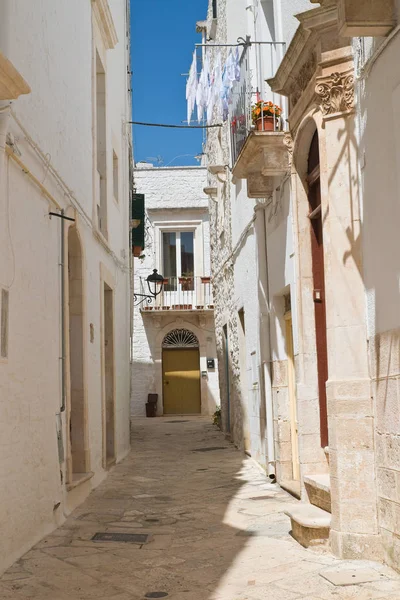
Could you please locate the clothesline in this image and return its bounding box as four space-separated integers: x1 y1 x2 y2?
129 121 222 129
186 46 242 126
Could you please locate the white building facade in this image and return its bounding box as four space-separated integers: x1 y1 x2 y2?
200 0 400 570
131 166 220 418
0 0 132 574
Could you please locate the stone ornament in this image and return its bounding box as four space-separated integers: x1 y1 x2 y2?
283 132 294 167
315 69 355 117
162 329 199 349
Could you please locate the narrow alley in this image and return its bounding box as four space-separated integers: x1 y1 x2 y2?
1 418 400 600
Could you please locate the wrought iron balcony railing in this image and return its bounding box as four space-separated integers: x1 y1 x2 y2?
229 42 287 166
138 276 214 311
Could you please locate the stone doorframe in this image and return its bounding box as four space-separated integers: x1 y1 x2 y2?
269 2 381 560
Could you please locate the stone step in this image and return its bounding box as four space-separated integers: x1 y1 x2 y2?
285 504 331 548
304 473 331 513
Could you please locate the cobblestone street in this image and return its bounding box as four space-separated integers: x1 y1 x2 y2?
2 418 400 600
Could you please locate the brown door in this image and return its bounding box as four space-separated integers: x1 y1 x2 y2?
308 132 329 448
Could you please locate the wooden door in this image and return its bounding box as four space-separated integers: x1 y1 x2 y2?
162 348 201 414
285 313 300 480
308 131 329 448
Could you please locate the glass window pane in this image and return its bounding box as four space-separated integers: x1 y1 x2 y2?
180 232 194 291
162 232 177 291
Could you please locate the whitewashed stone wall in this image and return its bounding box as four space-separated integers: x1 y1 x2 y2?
0 0 132 574
131 166 220 417
356 22 400 570
205 0 307 472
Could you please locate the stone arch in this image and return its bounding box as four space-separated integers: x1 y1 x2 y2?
289 107 330 478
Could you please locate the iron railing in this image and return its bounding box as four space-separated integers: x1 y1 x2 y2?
139 276 214 311
229 42 287 165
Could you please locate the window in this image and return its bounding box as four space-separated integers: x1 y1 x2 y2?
1 289 9 359
113 150 119 203
212 0 217 19
162 231 194 291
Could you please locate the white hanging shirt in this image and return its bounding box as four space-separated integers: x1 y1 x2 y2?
186 50 198 125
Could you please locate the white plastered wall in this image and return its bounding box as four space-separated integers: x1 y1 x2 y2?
0 0 131 574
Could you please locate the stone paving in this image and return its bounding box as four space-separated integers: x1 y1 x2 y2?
2 417 400 599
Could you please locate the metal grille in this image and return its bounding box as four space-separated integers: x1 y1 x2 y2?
92 532 150 544
162 329 199 349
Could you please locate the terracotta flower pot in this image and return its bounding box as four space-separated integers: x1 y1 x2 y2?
255 116 276 132
201 276 211 284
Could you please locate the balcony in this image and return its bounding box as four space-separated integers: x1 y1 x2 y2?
139 276 214 313
229 43 290 197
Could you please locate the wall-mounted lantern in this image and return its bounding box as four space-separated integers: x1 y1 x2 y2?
134 269 164 306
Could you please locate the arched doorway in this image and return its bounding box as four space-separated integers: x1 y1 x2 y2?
307 130 329 448
67 227 87 480
162 329 201 414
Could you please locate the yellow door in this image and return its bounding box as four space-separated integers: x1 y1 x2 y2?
163 348 201 414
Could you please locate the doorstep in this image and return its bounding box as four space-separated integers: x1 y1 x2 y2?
304 473 331 513
285 503 331 548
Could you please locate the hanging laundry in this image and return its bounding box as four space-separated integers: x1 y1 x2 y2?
196 52 209 122
186 50 198 125
234 47 241 82
221 52 233 121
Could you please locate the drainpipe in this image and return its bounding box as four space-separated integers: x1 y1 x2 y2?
60 209 66 412
0 102 11 287
49 208 75 413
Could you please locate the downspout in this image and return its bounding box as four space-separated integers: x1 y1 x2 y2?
49 208 75 413
60 209 66 412
0 102 12 288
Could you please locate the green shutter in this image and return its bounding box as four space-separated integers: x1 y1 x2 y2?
131 193 145 255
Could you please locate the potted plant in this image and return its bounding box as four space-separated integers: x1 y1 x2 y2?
213 406 222 430
179 271 194 292
252 101 283 132
201 276 211 284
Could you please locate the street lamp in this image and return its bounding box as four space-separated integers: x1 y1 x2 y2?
134 269 164 306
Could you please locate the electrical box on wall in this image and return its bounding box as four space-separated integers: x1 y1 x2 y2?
207 358 215 369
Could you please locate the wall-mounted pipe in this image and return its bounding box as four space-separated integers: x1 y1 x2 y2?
48 211 75 413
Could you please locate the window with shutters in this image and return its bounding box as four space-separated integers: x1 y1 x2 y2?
1 289 9 359
131 193 145 257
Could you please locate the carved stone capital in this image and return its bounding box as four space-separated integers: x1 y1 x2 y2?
315 69 355 119
283 132 294 168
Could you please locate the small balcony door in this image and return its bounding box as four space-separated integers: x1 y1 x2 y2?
162 231 195 307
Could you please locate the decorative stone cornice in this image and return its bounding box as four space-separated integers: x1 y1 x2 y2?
268 4 338 103
315 69 355 118
0 52 30 100
92 0 118 50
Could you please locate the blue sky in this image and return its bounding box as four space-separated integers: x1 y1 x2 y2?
130 0 207 167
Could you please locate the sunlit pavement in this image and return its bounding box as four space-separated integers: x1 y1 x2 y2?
1 417 400 600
